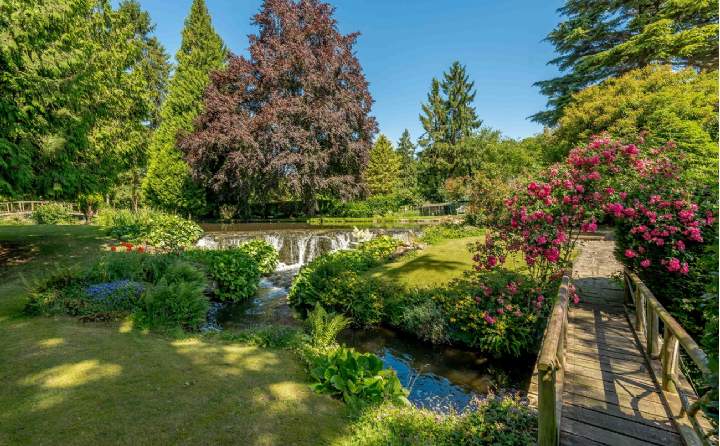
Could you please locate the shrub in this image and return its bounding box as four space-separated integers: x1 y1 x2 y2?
309 346 408 411
27 252 209 330
134 262 208 331
341 395 537 446
96 208 203 250
77 193 103 222
335 193 421 218
288 237 402 325
419 223 484 245
183 248 261 302
32 203 73 224
386 289 449 345
238 239 279 275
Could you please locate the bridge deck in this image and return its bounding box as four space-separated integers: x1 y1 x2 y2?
560 240 681 446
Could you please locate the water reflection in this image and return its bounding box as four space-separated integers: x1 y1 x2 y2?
339 327 531 412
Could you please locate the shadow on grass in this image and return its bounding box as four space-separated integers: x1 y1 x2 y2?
0 225 350 446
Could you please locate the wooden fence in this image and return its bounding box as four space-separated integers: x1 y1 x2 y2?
623 268 716 446
534 275 571 445
0 201 81 217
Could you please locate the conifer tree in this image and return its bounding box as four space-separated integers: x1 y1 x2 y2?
533 0 718 126
396 129 417 190
365 135 401 196
143 0 226 215
417 61 481 199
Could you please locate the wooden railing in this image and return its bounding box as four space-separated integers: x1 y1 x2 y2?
623 268 715 446
535 275 571 446
0 201 81 216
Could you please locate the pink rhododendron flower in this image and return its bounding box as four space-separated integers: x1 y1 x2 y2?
666 257 681 272
624 249 637 258
640 259 651 268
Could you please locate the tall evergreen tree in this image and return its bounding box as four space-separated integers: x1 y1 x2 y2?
395 129 417 191
143 0 226 215
442 61 482 145
533 0 718 126
182 0 377 215
417 61 481 200
365 135 401 195
0 0 168 200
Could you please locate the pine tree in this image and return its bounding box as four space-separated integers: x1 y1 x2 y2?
182 0 377 215
533 0 718 126
441 61 482 145
0 0 168 200
143 0 226 215
365 135 401 196
417 61 481 199
395 129 417 190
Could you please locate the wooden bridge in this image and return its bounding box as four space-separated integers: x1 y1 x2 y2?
530 239 715 446
0 201 82 217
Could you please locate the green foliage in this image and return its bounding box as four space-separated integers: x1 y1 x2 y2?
183 248 261 302
32 203 73 224
335 192 421 218
309 346 408 411
26 252 209 331
365 134 402 196
143 0 226 215
134 261 208 331
419 224 484 245
551 66 718 188
533 0 718 125
0 0 169 199
237 239 279 275
306 304 351 350
213 325 304 349
288 236 402 326
77 193 104 222
144 213 204 251
395 129 418 192
96 208 203 250
386 289 449 345
342 396 537 446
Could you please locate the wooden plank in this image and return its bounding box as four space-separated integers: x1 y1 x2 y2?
565 373 668 407
560 418 668 446
566 363 657 387
568 353 651 376
563 405 682 443
564 387 673 419
560 431 607 445
568 344 645 361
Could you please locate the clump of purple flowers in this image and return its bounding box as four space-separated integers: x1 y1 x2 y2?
85 280 144 311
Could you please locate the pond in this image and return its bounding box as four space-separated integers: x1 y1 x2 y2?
199 222 530 412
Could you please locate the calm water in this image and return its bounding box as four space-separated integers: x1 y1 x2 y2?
201 223 530 412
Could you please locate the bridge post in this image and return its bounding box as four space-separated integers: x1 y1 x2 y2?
661 327 679 393
538 365 559 446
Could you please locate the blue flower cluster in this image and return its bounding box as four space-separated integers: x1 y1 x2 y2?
85 280 144 310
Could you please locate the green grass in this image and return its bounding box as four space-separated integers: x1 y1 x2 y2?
365 236 528 288
0 225 349 445
365 237 481 288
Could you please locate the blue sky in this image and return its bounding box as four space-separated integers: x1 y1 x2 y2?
137 0 563 144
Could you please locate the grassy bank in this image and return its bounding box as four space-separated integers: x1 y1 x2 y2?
0 225 349 445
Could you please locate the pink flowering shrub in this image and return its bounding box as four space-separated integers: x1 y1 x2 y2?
471 135 716 341
430 270 577 357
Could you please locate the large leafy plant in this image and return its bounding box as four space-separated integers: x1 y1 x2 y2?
183 248 261 302
310 347 408 411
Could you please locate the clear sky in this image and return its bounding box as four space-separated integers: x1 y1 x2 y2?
136 0 564 144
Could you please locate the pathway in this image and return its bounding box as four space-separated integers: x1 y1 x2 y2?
560 240 682 445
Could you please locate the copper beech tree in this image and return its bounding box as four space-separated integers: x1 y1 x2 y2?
181 0 377 215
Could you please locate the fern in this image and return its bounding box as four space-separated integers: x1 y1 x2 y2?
306 304 350 349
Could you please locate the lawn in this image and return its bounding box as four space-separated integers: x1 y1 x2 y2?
366 236 482 288
366 236 529 288
0 225 349 446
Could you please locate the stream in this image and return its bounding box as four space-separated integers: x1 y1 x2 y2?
198 223 530 412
